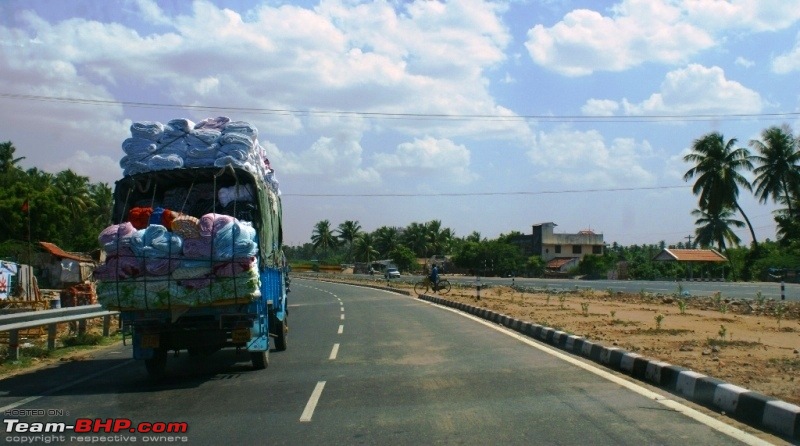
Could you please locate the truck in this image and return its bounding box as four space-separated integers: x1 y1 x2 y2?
95 118 288 379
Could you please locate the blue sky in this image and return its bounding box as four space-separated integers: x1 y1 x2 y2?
1 0 799 247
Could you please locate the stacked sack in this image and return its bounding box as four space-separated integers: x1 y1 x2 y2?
95 211 260 309
120 117 280 195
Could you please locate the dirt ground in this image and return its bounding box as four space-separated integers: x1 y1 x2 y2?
324 275 800 407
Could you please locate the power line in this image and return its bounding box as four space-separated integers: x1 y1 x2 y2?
283 185 691 197
2 92 799 123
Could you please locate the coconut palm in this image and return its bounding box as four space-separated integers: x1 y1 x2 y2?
337 220 362 262
403 222 429 257
426 220 453 256
683 132 757 246
311 220 339 257
750 125 800 217
53 169 91 219
691 207 744 252
373 226 401 258
0 141 25 173
88 183 114 228
353 233 379 265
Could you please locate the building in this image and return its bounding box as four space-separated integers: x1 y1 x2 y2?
652 248 728 281
511 222 605 274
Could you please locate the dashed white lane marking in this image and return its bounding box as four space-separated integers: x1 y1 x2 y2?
340 306 344 312
300 381 326 422
337 325 344 334
329 343 340 360
340 314 345 320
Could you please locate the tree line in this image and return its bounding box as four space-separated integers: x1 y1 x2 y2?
2 122 799 281
0 141 112 260
292 124 800 281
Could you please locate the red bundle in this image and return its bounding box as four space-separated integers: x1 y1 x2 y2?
128 207 153 229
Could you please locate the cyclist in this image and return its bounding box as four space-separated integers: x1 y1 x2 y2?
430 264 439 289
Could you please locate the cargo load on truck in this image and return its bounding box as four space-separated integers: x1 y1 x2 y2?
95 117 288 377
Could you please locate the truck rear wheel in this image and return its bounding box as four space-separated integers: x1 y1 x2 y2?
145 348 168 380
273 316 288 352
251 350 269 370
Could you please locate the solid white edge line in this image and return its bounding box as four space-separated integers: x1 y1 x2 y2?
421 300 774 446
300 381 326 422
329 343 340 360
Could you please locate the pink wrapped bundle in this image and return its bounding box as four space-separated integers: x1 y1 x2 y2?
199 213 235 238
183 237 213 258
98 222 137 253
94 248 143 280
144 258 179 276
212 257 256 277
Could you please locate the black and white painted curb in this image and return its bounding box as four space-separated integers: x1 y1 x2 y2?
420 293 800 441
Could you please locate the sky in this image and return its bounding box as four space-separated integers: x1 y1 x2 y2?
1 0 799 248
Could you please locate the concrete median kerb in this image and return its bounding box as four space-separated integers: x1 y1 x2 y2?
416 293 800 441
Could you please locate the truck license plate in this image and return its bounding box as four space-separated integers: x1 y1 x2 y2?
141 333 160 348
232 328 250 343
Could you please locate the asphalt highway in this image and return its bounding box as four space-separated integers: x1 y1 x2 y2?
0 279 781 445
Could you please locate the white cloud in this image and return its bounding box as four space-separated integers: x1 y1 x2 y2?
266 130 380 185
583 64 763 117
772 34 800 74
524 0 800 76
131 0 172 26
527 128 655 186
524 1 714 76
581 99 620 116
46 150 121 184
0 0 516 186
621 64 762 115
735 57 755 68
373 136 477 184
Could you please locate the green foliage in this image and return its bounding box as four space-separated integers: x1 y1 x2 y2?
61 332 104 347
389 245 417 273
655 313 665 330
0 144 112 253
451 238 526 276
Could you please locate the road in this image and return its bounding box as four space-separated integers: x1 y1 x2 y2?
0 279 780 445
363 273 800 302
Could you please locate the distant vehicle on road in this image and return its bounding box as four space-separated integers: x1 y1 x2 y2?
385 267 401 279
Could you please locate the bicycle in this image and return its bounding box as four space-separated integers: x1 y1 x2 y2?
414 277 451 295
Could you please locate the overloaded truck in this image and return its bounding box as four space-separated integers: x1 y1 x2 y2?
95 117 288 378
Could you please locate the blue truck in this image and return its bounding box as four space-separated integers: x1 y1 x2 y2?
95 118 288 378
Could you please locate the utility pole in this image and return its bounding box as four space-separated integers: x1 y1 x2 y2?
685 235 693 248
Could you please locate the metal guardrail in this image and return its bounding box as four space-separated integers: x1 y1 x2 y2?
0 304 119 360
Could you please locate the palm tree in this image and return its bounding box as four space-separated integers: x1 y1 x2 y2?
336 220 362 262
88 183 114 228
0 141 25 173
691 207 744 252
53 169 91 219
311 220 339 257
465 231 482 243
683 132 757 246
374 226 401 258
750 125 800 218
403 222 429 257
353 233 379 265
425 220 453 256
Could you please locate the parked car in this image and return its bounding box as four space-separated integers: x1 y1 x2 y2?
384 267 401 279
